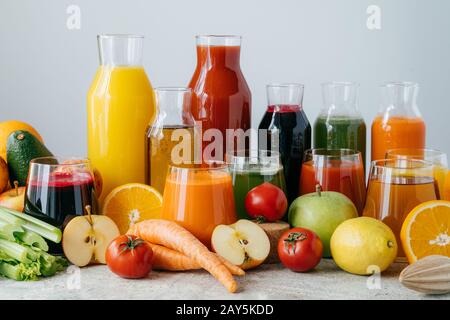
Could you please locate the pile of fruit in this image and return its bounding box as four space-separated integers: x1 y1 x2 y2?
0 119 449 296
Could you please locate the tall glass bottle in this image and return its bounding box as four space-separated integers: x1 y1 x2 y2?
314 82 366 166
258 83 311 204
146 88 196 194
371 82 426 161
87 35 156 206
188 35 251 162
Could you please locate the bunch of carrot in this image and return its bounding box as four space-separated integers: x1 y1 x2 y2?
127 219 244 293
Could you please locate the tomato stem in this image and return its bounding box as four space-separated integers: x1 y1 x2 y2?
283 232 307 254
119 235 146 254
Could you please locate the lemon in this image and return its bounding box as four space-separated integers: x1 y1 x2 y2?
330 217 398 275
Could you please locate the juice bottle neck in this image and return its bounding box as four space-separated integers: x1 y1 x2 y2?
98 34 144 67
151 88 195 130
266 84 304 112
196 45 241 69
320 82 361 118
378 82 422 118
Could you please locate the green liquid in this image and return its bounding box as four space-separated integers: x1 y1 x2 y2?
314 116 367 165
231 169 286 220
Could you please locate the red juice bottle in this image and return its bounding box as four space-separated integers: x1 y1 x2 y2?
258 84 311 204
188 35 251 162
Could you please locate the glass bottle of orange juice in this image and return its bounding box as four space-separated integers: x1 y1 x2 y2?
371 82 426 161
87 35 156 206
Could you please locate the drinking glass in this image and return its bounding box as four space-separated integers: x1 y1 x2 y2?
300 149 366 214
227 150 286 220
161 163 237 248
363 159 439 258
386 148 447 199
24 157 98 253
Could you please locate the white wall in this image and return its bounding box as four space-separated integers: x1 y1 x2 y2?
1 0 449 165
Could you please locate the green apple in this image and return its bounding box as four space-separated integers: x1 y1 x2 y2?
288 186 358 257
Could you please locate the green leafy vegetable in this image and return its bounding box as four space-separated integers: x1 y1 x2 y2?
0 206 62 243
0 207 67 281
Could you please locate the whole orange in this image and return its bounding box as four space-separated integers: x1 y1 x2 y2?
0 120 44 160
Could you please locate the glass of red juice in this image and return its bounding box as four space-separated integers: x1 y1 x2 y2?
299 149 366 214
24 157 99 253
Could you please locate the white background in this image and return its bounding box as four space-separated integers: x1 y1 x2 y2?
1 0 449 167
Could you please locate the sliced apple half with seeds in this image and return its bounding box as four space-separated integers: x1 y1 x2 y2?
212 219 270 270
62 206 120 267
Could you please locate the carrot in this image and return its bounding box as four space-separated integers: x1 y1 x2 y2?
149 243 199 271
130 219 238 293
215 255 245 276
148 243 245 276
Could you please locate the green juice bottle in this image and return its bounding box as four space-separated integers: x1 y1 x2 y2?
313 82 366 166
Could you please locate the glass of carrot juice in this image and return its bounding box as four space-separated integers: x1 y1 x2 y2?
161 163 237 248
363 159 439 259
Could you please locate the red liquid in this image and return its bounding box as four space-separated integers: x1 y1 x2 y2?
300 160 366 214
24 171 98 253
188 45 251 161
258 104 311 204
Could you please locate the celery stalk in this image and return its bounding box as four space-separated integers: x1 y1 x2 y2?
0 261 40 281
0 207 62 243
0 222 24 242
0 238 35 264
16 230 49 251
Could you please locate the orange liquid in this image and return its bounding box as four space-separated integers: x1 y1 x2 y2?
363 176 439 257
161 170 237 248
300 160 366 214
371 116 425 161
443 171 450 201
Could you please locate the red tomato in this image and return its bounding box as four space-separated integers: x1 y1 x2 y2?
278 228 323 272
244 182 288 222
106 235 153 279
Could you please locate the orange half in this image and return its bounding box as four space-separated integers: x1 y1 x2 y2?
401 200 450 264
102 183 163 234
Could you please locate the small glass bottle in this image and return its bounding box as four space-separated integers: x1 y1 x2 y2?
258 83 311 204
314 82 366 166
146 88 196 194
371 82 426 161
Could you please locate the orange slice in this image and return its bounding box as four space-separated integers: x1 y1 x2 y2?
401 200 450 264
102 183 163 234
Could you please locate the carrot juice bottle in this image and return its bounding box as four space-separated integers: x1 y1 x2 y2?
371 82 425 161
188 35 251 162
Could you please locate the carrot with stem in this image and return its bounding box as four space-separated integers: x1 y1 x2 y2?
129 219 238 293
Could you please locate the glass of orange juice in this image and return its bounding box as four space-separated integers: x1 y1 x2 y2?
386 148 448 199
363 159 439 259
161 163 237 248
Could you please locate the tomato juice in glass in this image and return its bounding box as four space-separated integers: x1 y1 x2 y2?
299 149 366 214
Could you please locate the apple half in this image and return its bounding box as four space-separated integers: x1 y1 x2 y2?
212 219 270 270
62 213 120 267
